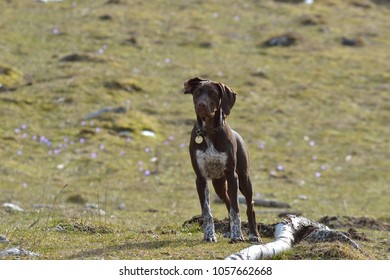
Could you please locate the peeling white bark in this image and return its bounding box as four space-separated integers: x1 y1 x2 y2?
225 215 359 260
226 221 293 260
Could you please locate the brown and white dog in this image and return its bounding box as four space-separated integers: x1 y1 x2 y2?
184 77 260 243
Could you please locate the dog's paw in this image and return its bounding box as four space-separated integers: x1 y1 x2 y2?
229 235 244 243
204 233 217 242
249 234 262 243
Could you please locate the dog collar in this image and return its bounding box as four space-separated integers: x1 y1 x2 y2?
194 117 225 145
195 123 206 144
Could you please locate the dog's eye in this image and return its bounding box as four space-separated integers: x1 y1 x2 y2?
210 91 218 98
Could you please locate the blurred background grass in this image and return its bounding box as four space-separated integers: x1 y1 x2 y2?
0 0 389 259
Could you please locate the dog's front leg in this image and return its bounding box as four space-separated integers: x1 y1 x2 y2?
196 176 217 242
226 172 244 242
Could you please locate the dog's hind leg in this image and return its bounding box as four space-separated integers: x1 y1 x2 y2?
238 174 261 243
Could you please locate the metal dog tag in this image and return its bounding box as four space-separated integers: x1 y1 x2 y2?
195 135 204 144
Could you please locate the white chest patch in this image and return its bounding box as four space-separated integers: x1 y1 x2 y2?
196 140 228 179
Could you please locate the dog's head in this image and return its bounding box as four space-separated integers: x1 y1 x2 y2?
184 77 236 121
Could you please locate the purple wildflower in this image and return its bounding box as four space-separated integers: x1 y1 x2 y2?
258 141 265 149
51 27 60 35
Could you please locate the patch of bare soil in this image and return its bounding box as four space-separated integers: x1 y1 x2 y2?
319 216 390 232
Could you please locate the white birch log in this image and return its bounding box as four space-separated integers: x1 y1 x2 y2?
226 221 294 260
225 215 359 260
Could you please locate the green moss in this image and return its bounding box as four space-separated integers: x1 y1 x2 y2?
0 64 24 90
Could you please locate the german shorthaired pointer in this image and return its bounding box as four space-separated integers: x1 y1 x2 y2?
184 77 261 243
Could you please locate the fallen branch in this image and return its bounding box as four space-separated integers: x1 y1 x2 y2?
225 215 360 260
214 195 291 209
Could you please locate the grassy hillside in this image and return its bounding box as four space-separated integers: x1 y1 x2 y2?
0 0 389 259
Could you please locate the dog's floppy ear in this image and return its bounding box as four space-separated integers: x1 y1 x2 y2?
217 83 236 116
184 77 206 94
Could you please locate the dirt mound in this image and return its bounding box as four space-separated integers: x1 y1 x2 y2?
319 216 390 231
183 215 374 242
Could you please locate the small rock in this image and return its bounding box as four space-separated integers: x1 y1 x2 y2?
341 37 364 47
83 106 127 120
262 32 301 47
0 247 39 257
298 195 308 200
2 203 24 212
59 53 105 63
85 203 99 209
141 130 156 138
0 235 9 243
85 203 106 216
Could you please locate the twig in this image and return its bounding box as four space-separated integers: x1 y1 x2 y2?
45 184 69 225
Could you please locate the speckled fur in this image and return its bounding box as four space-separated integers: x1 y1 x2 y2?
196 138 227 179
202 187 217 242
229 208 244 241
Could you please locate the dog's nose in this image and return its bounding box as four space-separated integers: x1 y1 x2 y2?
197 101 206 109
